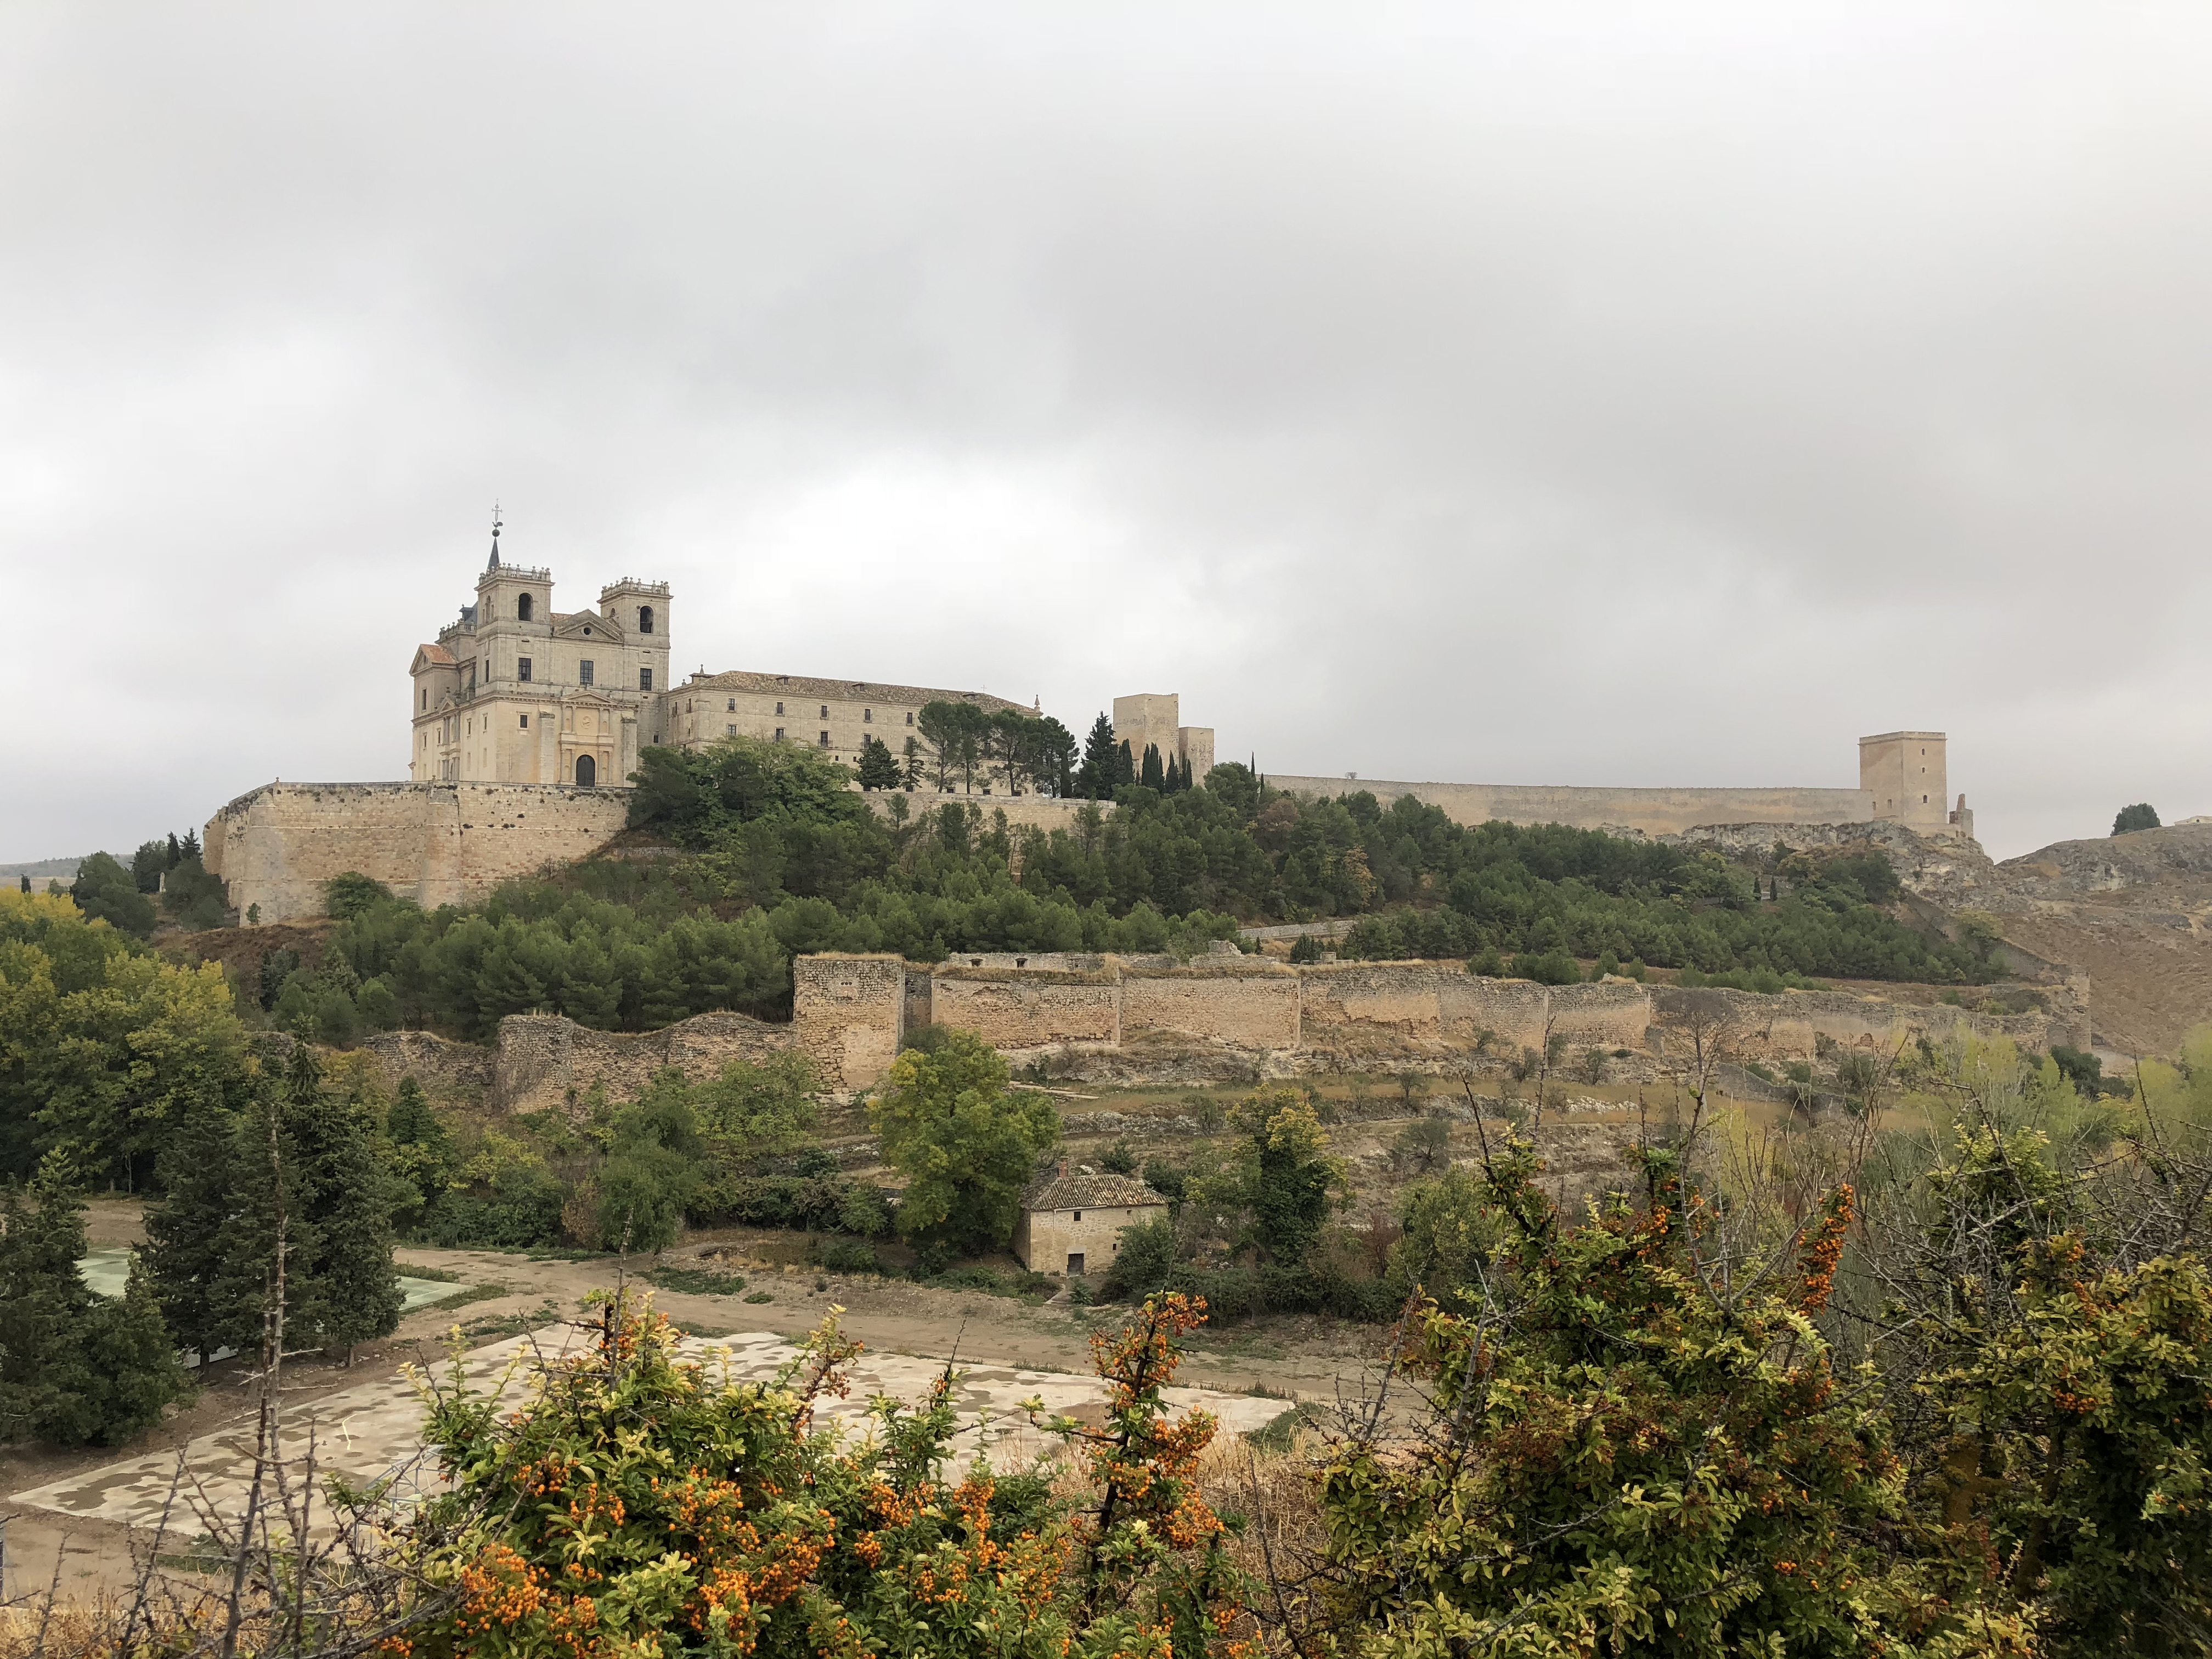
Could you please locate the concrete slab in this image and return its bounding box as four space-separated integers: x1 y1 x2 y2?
9 1323 1289 1540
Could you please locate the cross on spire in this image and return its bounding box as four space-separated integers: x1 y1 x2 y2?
487 501 503 569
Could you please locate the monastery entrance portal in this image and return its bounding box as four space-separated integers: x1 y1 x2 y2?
574 755 595 787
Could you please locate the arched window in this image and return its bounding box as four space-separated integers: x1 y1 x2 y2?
575 754 596 787
639 605 654 635
517 592 534 622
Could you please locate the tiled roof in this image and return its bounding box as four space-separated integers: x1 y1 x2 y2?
690 669 1029 714
414 642 457 666
1020 1173 1167 1212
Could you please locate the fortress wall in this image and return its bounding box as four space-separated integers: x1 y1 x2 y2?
1545 981 1658 1048
1295 966 1651 1052
929 970 1122 1049
1263 777 1876 836
488 1011 795 1118
791 953 906 1091
1119 961 1301 1049
1648 985 2054 1066
362 1029 495 1104
858 792 1115 835
205 782 630 925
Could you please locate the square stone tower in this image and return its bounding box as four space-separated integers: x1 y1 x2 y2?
1859 731 1947 831
1113 692 1216 785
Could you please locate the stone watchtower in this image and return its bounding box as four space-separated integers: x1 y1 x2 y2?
1859 731 1948 833
409 514 672 787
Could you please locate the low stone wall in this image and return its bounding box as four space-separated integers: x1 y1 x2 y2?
489 1011 795 1116
1264 777 1875 836
857 792 1115 834
205 781 631 924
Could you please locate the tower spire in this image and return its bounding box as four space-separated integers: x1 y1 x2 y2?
487 501 503 570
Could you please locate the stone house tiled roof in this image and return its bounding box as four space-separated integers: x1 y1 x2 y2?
1020 1172 1167 1212
690 668 1030 715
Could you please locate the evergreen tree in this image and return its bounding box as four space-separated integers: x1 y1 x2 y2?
0 1153 188 1447
2112 802 2160 834
900 735 924 789
208 1077 322 1358
1140 743 1165 791
296 1074 405 1360
1118 738 1138 788
856 733 902 790
1164 754 1184 793
144 1099 241 1364
1077 713 1118 798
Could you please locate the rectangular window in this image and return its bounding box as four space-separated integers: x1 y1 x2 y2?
517 657 532 682
905 711 914 725
774 701 783 715
864 708 872 722
774 726 785 741
518 714 528 729
579 659 595 687
640 667 653 691
819 704 829 718
819 730 830 747
727 724 736 736
730 698 737 712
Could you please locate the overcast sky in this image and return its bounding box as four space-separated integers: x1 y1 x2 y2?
4 4 2208 866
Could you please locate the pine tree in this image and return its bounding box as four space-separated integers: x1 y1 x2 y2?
297 1078 404 1361
900 735 924 789
0 1153 187 1447
1140 743 1164 790
144 1099 240 1364
208 1077 323 1359
856 733 903 791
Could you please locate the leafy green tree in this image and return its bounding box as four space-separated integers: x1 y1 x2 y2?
918 698 990 793
324 871 392 919
69 851 156 938
869 1029 1059 1253
1189 1087 1341 1266
2111 802 2160 835
856 732 902 790
1321 1147 1970 1656
0 1153 189 1447
1385 1164 1504 1315
130 839 172 894
160 853 229 930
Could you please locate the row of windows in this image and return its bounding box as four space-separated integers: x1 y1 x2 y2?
680 696 912 726
503 594 656 638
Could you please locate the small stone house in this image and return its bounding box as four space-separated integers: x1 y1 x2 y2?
1014 1168 1169 1278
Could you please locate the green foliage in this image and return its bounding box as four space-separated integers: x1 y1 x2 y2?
68 851 156 938
870 1029 1059 1252
0 1154 190 1447
1322 1148 1962 1657
0 889 246 1186
1101 1137 1138 1175
413 1293 1249 1659
856 732 904 790
1189 1086 1342 1266
2112 802 2160 835
1385 1164 1505 1316
324 871 392 920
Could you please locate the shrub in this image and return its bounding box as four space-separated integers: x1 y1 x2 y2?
807 1235 881 1274
2112 802 2160 835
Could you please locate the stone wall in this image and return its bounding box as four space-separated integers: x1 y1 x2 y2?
1264 777 1876 836
856 792 1116 835
930 966 1122 1049
1120 958 1301 1049
205 782 631 924
1646 985 2057 1065
791 954 906 1090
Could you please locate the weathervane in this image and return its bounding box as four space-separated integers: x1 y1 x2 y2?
488 501 503 569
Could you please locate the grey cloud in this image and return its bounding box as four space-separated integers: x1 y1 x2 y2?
4 3 2210 863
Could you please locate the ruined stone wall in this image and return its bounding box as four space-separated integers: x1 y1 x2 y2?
1647 985 2057 1065
930 967 1121 1049
1120 959 1301 1049
791 954 906 1091
362 1029 495 1104
1294 966 1650 1054
205 782 630 925
1264 777 1875 836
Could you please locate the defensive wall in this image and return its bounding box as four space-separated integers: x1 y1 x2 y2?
205 782 632 925
1262 777 1877 837
353 951 2079 1109
854 791 1115 834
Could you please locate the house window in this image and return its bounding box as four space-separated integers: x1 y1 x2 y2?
517 657 532 682
819 704 829 718
420 689 427 709
864 708 872 723
579 659 595 686
638 605 654 635
774 701 783 715
640 667 653 691
727 724 736 736
905 712 915 726
819 731 830 747
774 727 785 741
518 714 528 729
517 593 534 622
1073 1211 1082 1222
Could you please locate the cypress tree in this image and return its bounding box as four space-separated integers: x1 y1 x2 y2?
295 1067 405 1361
1078 713 1119 799
1140 743 1164 791
1118 740 1137 788
1164 754 1184 793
